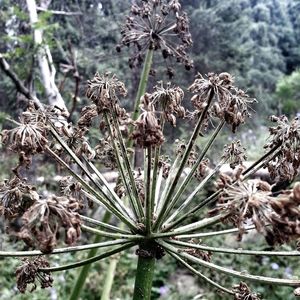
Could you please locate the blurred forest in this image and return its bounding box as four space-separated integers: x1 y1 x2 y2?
0 0 300 299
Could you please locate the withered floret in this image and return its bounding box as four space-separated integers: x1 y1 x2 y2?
210 180 300 245
131 98 164 148
189 73 256 132
232 282 261 300
0 177 38 219
16 257 53 293
15 195 81 253
264 116 300 181
86 72 127 114
119 0 193 74
222 140 247 169
146 81 185 126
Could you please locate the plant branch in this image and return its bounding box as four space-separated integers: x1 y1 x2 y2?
166 239 300 257
167 249 234 295
40 243 136 272
159 241 300 287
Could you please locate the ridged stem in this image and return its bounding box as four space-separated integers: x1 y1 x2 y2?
132 242 156 300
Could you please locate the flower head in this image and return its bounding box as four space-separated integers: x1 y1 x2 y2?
232 282 261 300
86 72 127 114
0 177 38 219
118 0 193 73
15 195 81 253
264 116 300 180
131 97 164 148
189 73 256 132
16 257 53 293
222 140 247 169
146 81 185 126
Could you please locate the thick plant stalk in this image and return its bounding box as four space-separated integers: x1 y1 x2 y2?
128 49 154 150
69 212 111 300
132 243 156 300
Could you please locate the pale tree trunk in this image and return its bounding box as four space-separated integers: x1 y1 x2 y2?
26 0 68 113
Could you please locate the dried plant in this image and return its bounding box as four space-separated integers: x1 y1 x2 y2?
1 2 300 300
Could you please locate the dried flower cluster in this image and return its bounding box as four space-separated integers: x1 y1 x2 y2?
131 97 164 147
118 0 193 73
232 282 261 300
264 115 300 180
0 177 38 219
211 180 300 246
86 72 127 114
189 73 257 132
146 81 185 126
16 257 53 293
13 195 81 253
222 140 247 169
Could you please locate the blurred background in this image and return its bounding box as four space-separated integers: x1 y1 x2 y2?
0 0 300 299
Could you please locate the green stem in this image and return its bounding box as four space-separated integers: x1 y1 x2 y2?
104 113 141 220
167 250 233 295
110 109 145 219
101 254 119 300
81 224 142 240
159 241 300 287
167 239 300 256
153 89 215 231
128 49 154 150
132 242 156 300
41 243 135 272
80 215 131 234
69 211 111 300
145 146 152 234
164 121 225 224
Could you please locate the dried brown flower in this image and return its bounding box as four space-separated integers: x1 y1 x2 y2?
222 140 247 169
15 195 81 253
131 99 164 148
0 177 38 219
232 282 261 300
118 0 193 73
157 155 171 179
86 72 127 114
189 73 256 132
1 119 48 155
264 116 300 181
16 257 53 293
94 137 118 169
146 81 185 126
211 180 300 245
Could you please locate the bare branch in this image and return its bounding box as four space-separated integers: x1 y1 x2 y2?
36 6 83 16
0 54 43 109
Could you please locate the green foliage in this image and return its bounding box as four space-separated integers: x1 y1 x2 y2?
276 69 300 116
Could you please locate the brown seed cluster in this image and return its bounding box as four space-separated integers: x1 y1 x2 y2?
222 140 247 169
211 181 300 245
94 137 118 169
118 0 193 74
145 81 185 126
0 177 38 219
189 73 256 132
86 72 127 114
16 257 53 293
14 195 81 253
264 116 300 181
232 282 261 300
131 98 164 148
